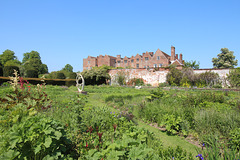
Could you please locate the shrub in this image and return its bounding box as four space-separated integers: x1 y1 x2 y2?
46 71 58 79
227 67 240 88
127 78 144 86
25 69 38 78
56 72 66 79
166 68 183 86
181 67 195 85
196 71 220 87
3 66 20 77
0 66 3 76
82 67 110 85
67 72 77 79
65 72 77 87
115 71 127 85
158 82 169 87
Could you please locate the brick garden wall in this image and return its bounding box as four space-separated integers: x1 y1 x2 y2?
108 68 230 86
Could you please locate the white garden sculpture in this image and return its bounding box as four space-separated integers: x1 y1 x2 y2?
76 73 85 93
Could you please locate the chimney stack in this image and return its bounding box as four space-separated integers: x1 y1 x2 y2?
117 55 121 59
176 54 178 60
171 46 175 61
180 53 183 63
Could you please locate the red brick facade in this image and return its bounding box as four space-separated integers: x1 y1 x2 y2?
83 46 184 70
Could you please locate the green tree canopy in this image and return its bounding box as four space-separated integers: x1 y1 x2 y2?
39 64 48 74
4 59 21 66
0 49 20 66
22 51 48 76
212 48 238 68
82 67 110 85
22 51 41 63
184 60 200 69
62 64 73 72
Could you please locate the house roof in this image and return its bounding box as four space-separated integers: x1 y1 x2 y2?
172 59 183 66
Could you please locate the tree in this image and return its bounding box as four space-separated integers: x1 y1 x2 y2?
39 64 48 74
56 72 66 79
184 60 200 69
4 59 21 66
212 48 238 68
0 49 20 66
82 67 110 85
62 64 73 72
22 51 48 76
3 66 20 77
22 51 41 63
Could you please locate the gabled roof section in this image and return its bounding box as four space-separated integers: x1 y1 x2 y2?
88 56 97 59
149 52 154 56
123 56 129 60
155 49 170 60
135 53 142 58
162 51 170 59
171 59 183 66
144 51 151 57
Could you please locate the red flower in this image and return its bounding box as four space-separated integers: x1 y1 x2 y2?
98 132 103 142
113 124 117 132
66 106 68 108
86 142 88 148
88 126 93 134
96 126 99 133
19 77 25 89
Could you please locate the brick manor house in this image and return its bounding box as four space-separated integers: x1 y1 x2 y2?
83 46 184 70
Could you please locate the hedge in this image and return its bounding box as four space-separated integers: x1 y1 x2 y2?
3 66 20 77
0 77 75 86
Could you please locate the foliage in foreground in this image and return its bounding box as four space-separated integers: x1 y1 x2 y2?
227 67 240 88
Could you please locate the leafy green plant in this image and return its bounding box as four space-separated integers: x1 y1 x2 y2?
146 88 165 101
227 67 240 88
160 114 183 135
229 128 240 150
115 70 127 86
127 78 145 86
0 70 52 111
0 115 74 159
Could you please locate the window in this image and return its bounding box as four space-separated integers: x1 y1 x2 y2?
157 56 160 60
131 59 134 63
124 60 127 63
90 67 92 69
145 57 149 61
88 61 90 64
154 64 157 68
136 64 139 68
137 58 139 62
144 66 146 68
147 66 149 69
159 64 163 67
117 61 121 63
86 67 88 70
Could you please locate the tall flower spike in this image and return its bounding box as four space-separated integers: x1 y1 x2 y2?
98 132 103 142
113 124 117 132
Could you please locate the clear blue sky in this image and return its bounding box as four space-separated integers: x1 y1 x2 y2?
0 0 239 72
